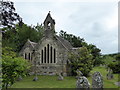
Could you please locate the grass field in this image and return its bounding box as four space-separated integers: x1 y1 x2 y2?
10 66 119 88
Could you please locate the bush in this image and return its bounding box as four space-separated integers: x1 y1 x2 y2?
2 47 31 89
107 54 120 74
108 62 120 73
68 47 94 76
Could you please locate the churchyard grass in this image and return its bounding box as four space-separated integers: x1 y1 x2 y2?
10 66 119 88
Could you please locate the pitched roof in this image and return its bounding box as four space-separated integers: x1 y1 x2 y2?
55 36 73 51
27 39 37 48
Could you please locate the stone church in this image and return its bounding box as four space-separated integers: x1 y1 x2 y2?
19 12 77 76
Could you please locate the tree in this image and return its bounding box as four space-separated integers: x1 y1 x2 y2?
115 54 120 62
2 47 31 89
2 23 44 52
59 30 101 66
68 47 94 76
108 54 120 73
87 44 102 66
59 30 85 47
0 0 23 28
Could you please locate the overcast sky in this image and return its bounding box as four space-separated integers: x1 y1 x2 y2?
12 0 118 54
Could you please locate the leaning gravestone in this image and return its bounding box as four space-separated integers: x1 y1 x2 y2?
17 75 22 81
106 72 113 80
106 69 113 80
76 76 90 89
33 76 38 81
57 73 64 80
76 69 83 79
92 72 103 89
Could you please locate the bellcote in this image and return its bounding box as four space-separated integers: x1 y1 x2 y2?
43 11 55 31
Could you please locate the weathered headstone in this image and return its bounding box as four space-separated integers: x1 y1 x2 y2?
76 69 83 79
114 82 120 87
106 73 113 80
106 69 113 80
76 76 90 89
92 72 103 89
17 75 22 81
33 76 38 81
57 73 64 80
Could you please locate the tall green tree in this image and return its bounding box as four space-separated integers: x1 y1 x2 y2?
68 47 94 76
2 23 44 52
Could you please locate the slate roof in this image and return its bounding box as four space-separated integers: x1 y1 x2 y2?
19 39 37 55
55 36 73 51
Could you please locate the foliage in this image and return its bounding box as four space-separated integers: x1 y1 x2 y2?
107 54 120 73
59 30 102 66
102 55 115 66
68 47 94 76
2 47 31 89
108 62 120 73
59 30 85 47
115 54 120 62
87 44 102 66
0 0 23 28
2 23 44 52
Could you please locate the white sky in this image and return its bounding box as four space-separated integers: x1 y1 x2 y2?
11 0 119 54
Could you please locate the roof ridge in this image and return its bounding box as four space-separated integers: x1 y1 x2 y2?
55 36 69 51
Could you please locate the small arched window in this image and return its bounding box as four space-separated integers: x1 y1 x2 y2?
41 50 43 63
54 49 56 63
25 53 27 59
28 53 31 60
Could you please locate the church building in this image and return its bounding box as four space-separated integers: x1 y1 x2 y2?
19 12 77 76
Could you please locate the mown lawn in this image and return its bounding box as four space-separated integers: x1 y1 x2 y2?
10 66 119 88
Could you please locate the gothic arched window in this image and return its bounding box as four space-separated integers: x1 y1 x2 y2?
50 46 52 63
28 53 31 60
25 53 27 59
44 47 46 63
47 44 49 63
41 50 43 63
41 45 56 64
54 49 56 63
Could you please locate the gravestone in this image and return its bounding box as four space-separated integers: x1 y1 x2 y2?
17 75 22 81
76 76 90 89
33 76 38 81
106 69 113 80
57 73 64 80
92 72 103 89
106 73 113 80
114 82 120 87
76 69 83 79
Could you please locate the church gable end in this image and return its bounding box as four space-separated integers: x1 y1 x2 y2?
19 12 75 76
19 39 37 62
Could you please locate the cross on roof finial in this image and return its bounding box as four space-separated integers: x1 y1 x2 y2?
49 11 51 13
